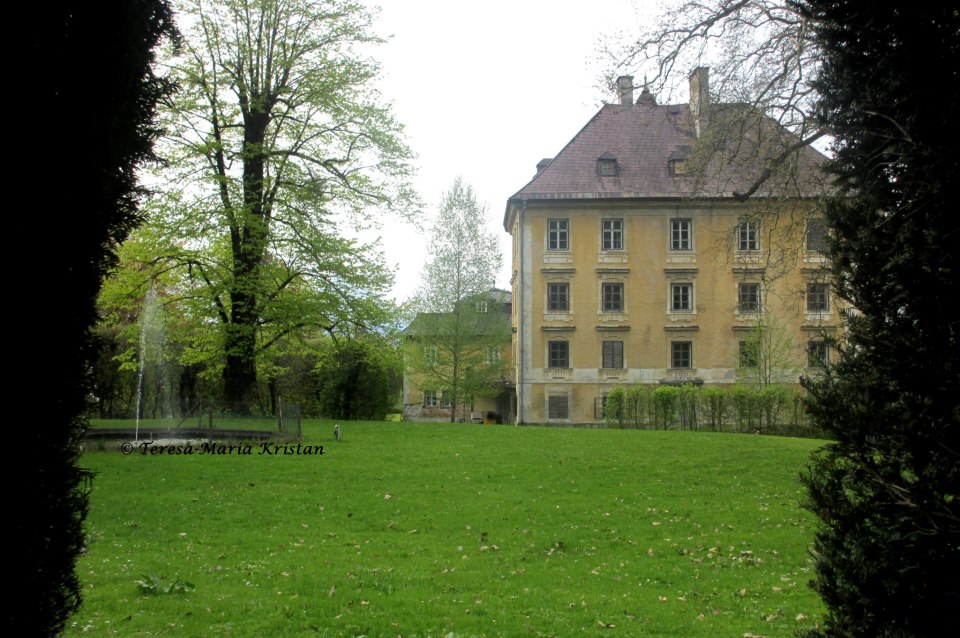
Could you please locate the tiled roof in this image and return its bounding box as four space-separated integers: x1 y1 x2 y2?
507 102 829 208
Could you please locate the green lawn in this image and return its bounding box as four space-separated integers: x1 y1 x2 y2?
67 421 826 637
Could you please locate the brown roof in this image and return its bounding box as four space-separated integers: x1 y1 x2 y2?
505 101 829 227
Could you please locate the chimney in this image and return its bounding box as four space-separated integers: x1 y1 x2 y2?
689 67 710 137
637 85 657 106
617 75 634 105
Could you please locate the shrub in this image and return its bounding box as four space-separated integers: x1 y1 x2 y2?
701 387 728 431
677 384 700 430
603 387 626 428
651 385 680 429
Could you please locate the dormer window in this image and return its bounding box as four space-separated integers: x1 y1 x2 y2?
669 146 691 176
597 153 618 177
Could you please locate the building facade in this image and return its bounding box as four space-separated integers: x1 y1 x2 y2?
401 290 515 423
504 69 837 424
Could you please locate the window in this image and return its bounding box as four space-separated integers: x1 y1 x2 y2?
671 341 692 369
669 159 687 175
423 345 438 364
807 282 830 312
547 282 569 312
485 346 500 365
598 158 618 176
548 395 569 419
440 390 453 408
602 282 624 312
806 218 828 252
602 340 624 369
739 341 758 367
671 219 692 250
602 218 623 251
476 300 488 313
422 390 438 407
548 219 568 251
737 220 760 251
671 283 693 312
808 341 829 368
548 341 569 368
738 283 762 312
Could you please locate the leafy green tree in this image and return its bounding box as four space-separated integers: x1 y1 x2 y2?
315 336 402 420
406 178 508 422
141 0 417 413
14 2 176 634
799 3 960 635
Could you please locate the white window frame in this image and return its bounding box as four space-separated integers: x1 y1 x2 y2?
807 282 830 312
602 218 623 251
601 340 624 369
671 282 693 312
671 341 693 369
670 219 692 251
548 340 569 369
547 282 569 312
738 282 762 313
548 218 569 251
602 282 624 312
737 220 760 251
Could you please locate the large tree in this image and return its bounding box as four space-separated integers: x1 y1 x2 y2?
314 334 402 420
14 2 176 634
800 3 960 635
145 0 416 413
407 178 508 422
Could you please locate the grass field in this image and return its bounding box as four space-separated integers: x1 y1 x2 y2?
66 421 826 637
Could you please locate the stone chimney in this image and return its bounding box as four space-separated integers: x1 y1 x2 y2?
617 75 634 105
689 67 710 137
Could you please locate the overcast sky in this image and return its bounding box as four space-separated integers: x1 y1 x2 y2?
370 0 659 301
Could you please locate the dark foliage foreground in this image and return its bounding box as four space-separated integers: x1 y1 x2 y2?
13 2 175 635
800 2 960 636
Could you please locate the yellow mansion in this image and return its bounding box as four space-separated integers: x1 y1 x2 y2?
503 69 837 424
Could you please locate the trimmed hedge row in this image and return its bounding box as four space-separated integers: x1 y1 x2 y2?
603 384 829 438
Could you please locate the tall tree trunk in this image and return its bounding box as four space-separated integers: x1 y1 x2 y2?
222 108 270 415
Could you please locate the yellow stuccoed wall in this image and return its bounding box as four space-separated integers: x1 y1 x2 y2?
509 199 837 424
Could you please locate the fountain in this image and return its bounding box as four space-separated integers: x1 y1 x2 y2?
84 285 299 450
134 286 170 440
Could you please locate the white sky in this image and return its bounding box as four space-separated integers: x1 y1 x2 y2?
369 0 659 301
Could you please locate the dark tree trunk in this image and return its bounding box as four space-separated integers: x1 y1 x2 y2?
222 107 271 415
223 323 257 416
